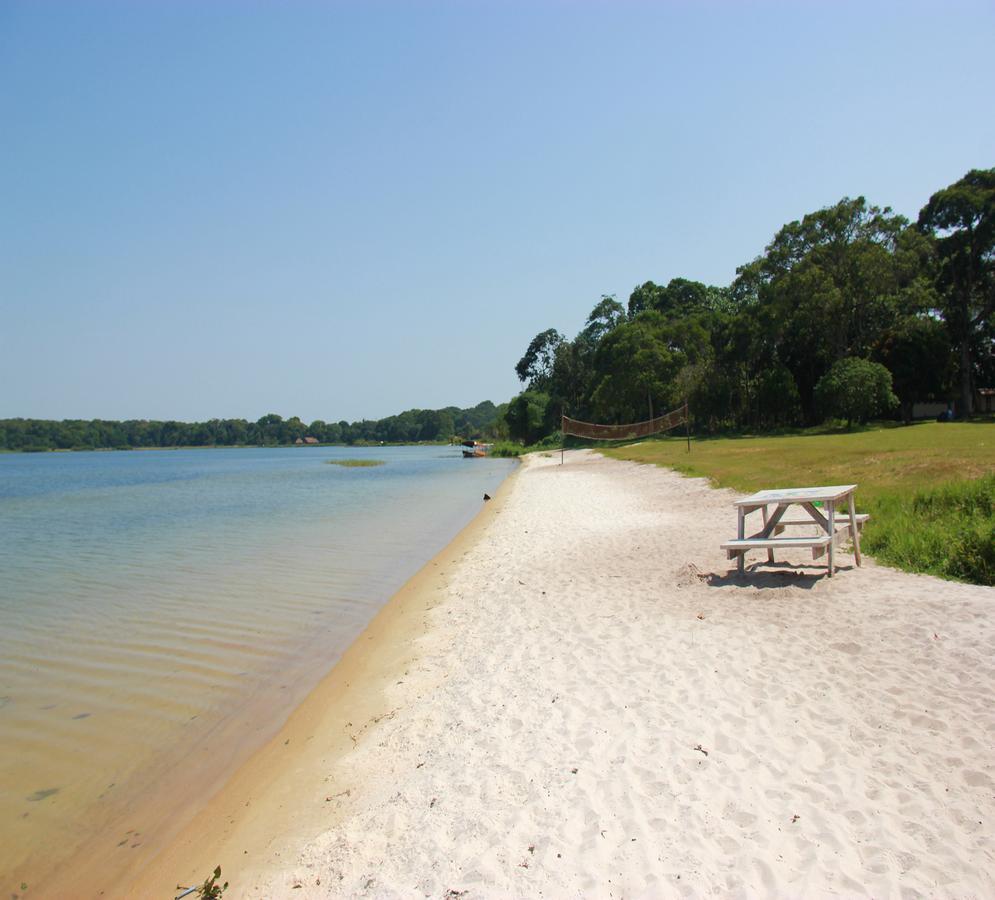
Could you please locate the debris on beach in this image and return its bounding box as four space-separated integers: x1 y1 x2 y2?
675 562 708 587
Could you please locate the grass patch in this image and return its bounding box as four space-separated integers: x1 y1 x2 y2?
488 442 529 458
489 434 565 457
604 422 995 585
325 458 385 467
862 475 995 585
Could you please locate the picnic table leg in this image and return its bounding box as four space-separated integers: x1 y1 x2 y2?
737 506 745 574
761 506 774 564
826 500 835 576
848 492 862 567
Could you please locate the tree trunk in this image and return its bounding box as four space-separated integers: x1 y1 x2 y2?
960 337 974 417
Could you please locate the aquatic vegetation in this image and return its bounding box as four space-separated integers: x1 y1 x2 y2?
325 459 385 467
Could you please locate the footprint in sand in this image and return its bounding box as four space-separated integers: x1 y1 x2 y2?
963 770 993 789
844 808 867 826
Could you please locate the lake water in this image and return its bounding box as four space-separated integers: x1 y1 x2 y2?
0 446 513 891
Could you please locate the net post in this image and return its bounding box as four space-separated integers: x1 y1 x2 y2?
560 410 565 465
685 401 691 453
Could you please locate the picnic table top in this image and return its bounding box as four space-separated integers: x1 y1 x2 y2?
734 484 858 507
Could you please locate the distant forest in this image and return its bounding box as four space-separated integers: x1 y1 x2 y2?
506 168 994 443
0 402 504 452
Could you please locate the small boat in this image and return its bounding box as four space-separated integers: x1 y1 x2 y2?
461 440 492 458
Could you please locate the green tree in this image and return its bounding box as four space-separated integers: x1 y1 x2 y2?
814 357 898 427
875 316 954 422
281 416 306 443
626 281 667 317
580 295 626 344
627 278 730 319
590 312 684 423
734 197 922 422
255 413 283 444
436 410 456 442
547 339 592 421
504 391 552 444
515 329 564 391
918 168 995 415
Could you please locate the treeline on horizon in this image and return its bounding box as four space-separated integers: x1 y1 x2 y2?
504 168 994 443
0 401 505 452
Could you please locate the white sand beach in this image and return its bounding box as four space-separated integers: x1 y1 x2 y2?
130 450 994 899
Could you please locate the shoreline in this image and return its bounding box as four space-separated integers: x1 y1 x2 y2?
63 449 995 897
77 459 521 898
215 450 991 897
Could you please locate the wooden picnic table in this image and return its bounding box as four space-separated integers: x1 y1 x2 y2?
721 484 868 577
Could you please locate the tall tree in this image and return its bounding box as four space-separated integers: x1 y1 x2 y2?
626 278 730 319
918 168 995 415
580 294 627 344
515 328 564 391
590 312 685 423
875 315 953 422
504 391 553 444
733 197 919 422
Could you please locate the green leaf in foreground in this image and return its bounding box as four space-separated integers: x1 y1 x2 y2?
325 458 385 467
176 865 228 900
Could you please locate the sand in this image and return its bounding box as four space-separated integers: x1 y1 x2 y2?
130 450 994 899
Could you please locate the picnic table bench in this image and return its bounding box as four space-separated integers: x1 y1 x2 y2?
721 484 868 577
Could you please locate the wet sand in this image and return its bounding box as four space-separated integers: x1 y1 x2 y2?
127 451 995 897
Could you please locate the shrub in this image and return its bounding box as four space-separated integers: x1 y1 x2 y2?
815 357 898 427
504 391 552 444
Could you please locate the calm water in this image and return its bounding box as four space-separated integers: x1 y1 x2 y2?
0 446 513 889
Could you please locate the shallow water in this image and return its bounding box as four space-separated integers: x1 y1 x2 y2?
0 446 513 889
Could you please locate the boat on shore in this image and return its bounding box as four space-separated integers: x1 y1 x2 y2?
461 440 492 458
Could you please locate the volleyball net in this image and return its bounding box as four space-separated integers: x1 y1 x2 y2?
561 402 689 441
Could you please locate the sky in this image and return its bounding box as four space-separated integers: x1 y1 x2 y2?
2 0 993 424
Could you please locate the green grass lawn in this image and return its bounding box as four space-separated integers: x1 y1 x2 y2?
603 422 995 585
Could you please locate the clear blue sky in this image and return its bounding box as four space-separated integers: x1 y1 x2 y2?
2 0 993 423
